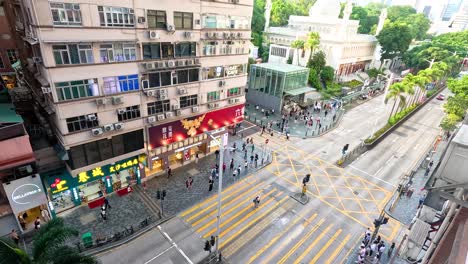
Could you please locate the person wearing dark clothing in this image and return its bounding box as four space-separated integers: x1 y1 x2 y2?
208 179 214 192
104 197 111 209
229 159 234 170
167 167 172 178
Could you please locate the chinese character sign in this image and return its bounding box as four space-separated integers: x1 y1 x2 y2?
77 156 140 183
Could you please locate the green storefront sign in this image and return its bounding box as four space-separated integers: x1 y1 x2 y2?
76 156 140 185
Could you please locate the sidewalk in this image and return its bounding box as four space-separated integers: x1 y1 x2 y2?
52 137 270 249
384 137 448 225
244 103 343 138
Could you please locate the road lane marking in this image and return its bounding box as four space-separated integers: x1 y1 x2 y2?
190 180 271 227
201 189 279 237
143 245 175 264
219 196 289 248
247 213 318 264
309 229 343 264
325 234 351 264
157 225 193 264
180 178 256 217
294 224 335 264
186 180 255 222
347 165 396 187
276 218 326 264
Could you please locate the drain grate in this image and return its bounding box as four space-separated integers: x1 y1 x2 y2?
353 191 359 195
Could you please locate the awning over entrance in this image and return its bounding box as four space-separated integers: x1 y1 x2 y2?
0 135 35 171
285 87 316 96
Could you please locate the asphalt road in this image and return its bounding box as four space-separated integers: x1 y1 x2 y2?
97 93 446 264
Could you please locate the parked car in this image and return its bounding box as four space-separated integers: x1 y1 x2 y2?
436 94 445 100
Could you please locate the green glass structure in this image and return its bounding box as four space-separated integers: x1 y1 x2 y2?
247 63 311 112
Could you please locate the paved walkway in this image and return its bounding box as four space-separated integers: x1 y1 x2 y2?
54 137 270 248
244 103 343 138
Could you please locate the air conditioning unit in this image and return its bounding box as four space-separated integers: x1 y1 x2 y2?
192 106 199 113
146 62 155 70
208 103 219 109
147 116 157 123
237 32 243 38
178 88 187 95
218 80 226 87
213 32 220 39
228 98 236 104
159 89 168 95
117 108 126 115
166 24 175 32
149 30 160 40
114 123 125 130
235 98 240 103
172 105 180 110
112 96 123 105
223 32 230 38
177 60 186 67
146 90 156 96
41 87 51 94
186 59 194 65
175 109 181 116
194 58 201 64
160 94 168 100
92 128 103 136
167 61 176 67
184 32 192 38
96 98 107 105
103 124 114 132
165 112 174 118
138 17 146 23
157 61 166 68
157 114 165 121
87 114 97 121
32 57 42 63
230 32 236 38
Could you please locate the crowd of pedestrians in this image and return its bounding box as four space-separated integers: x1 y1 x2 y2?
356 228 395 263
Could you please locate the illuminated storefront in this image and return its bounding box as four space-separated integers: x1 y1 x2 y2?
147 104 243 173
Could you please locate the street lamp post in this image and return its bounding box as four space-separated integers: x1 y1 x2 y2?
205 132 224 255
370 73 394 138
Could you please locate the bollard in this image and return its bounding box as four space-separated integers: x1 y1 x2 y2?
255 117 257 123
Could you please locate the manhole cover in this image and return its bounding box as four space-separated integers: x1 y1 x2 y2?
353 191 359 195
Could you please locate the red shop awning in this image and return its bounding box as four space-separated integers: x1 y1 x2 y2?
0 135 35 170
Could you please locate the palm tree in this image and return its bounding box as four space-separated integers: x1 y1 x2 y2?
290 39 305 66
304 32 320 62
385 82 408 120
0 218 98 264
403 73 428 107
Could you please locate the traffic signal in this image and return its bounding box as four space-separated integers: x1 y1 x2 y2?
342 144 349 154
210 236 216 247
204 240 211 252
156 190 161 200
382 217 389 225
303 174 310 184
373 218 381 228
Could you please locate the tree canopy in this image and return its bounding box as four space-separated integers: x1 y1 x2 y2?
251 0 266 47
377 22 413 61
270 0 316 27
387 5 417 22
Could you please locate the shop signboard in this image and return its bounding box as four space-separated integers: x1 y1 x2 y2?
149 104 244 149
3 175 48 214
76 156 141 184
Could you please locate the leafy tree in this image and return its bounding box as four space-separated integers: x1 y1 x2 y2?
404 14 431 40
387 5 416 22
444 96 468 117
251 0 266 47
0 218 98 264
321 66 335 84
307 51 326 73
440 113 461 131
270 0 294 26
351 6 379 34
308 68 321 90
447 75 468 98
304 32 320 61
321 82 342 99
366 68 384 78
377 22 413 63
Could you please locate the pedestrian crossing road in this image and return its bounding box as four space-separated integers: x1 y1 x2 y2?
179 131 401 263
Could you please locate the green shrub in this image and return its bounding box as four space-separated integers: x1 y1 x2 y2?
343 79 364 88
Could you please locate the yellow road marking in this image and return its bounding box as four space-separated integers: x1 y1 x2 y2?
276 218 326 264
326 234 351 264
219 196 289 248
309 229 343 264
246 213 318 264
186 180 254 222
200 189 279 237
293 224 334 264
180 178 256 217
190 180 270 227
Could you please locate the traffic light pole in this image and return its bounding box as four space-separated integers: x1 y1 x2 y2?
371 210 386 244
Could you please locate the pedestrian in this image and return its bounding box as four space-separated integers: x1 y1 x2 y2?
167 167 172 178
232 169 237 179
100 206 107 221
261 125 265 135
325 110 328 117
418 193 426 209
237 165 241 176
286 132 290 140
429 160 433 168
388 242 395 257
359 245 366 258
254 154 259 168
424 167 430 177
195 152 199 164
244 160 248 171
232 142 237 153
10 229 20 245
34 217 41 230
186 177 193 190
244 149 248 160
369 241 377 256
376 235 381 244
215 150 219 160
253 196 260 208
211 167 217 179
406 187 414 198
208 179 214 192
222 162 226 173
250 155 254 166
41 207 51 222
104 196 111 209
229 159 234 170
242 142 246 152
251 144 255 153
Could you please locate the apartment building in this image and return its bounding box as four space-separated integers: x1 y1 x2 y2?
5 0 252 212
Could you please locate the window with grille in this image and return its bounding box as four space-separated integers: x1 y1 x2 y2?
207 91 220 102
174 12 193 29
143 69 199 88
227 87 241 97
99 43 136 62
50 2 82 26
52 44 94 65
103 74 139 95
147 100 170 115
179 94 198 108
118 105 141 121
55 79 99 101
147 10 166 29
98 6 134 27
66 114 99 133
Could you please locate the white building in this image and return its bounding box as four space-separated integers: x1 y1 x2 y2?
265 0 379 76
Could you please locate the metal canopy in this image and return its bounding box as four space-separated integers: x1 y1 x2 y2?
285 87 316 96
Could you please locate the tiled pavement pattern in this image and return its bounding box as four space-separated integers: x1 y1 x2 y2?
59 136 269 246
244 104 342 138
